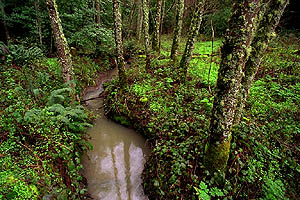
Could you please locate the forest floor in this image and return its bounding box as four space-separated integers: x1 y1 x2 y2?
104 33 300 199
0 54 113 199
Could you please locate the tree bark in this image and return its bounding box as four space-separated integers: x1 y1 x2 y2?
142 0 151 68
152 0 162 53
95 0 101 26
0 0 10 44
34 0 43 47
203 0 265 172
178 0 205 82
170 0 185 61
113 0 127 90
137 0 143 41
234 0 289 125
46 0 74 87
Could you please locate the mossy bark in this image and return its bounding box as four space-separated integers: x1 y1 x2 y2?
137 0 143 41
178 0 205 82
0 0 10 44
142 0 151 68
152 0 162 53
113 0 127 90
234 0 289 125
170 0 184 61
46 0 74 87
204 0 264 172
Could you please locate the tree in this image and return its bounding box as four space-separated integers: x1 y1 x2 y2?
234 0 289 125
142 0 151 68
204 0 289 172
95 0 101 26
113 0 127 89
152 0 162 53
0 0 10 44
34 0 43 47
46 0 74 86
170 0 184 61
136 0 143 41
178 0 206 82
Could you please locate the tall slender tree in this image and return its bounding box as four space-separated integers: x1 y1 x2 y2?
204 0 289 172
178 0 205 82
170 0 184 61
137 0 143 41
95 0 101 26
0 0 10 44
142 0 151 68
34 0 43 47
152 0 162 53
113 0 127 89
46 0 74 86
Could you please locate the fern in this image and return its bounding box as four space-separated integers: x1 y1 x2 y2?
47 88 73 106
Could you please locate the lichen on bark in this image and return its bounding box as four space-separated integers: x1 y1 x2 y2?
46 0 74 88
170 0 184 61
152 0 162 53
178 0 205 82
204 0 265 171
234 0 289 125
142 0 151 68
113 0 127 90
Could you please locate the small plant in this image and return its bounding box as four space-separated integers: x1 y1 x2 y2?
194 181 225 200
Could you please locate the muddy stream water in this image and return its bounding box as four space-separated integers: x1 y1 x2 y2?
82 68 150 200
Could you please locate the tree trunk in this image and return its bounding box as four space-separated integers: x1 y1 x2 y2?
178 0 205 82
170 0 185 61
152 0 162 53
113 0 127 90
34 0 43 47
159 0 165 49
234 0 289 125
0 0 10 44
95 0 101 26
137 0 143 41
203 0 265 172
142 0 151 68
46 0 74 87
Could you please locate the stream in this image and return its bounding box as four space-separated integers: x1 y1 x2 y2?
82 68 150 200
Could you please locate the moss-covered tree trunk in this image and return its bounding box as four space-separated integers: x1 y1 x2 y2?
137 0 143 41
170 0 184 61
234 0 289 125
0 0 10 44
95 0 101 26
203 0 265 172
152 0 162 53
46 0 75 87
113 0 127 90
142 0 151 68
178 0 205 82
34 0 43 47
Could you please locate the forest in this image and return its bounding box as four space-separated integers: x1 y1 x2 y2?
0 0 299 199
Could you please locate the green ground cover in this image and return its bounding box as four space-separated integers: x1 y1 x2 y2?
104 34 300 199
0 50 108 199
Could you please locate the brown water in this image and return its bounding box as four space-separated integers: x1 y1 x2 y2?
82 69 149 200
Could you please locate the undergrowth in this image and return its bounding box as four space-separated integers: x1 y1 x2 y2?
0 54 103 199
104 34 300 199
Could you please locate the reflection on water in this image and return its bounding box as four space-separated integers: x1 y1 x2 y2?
82 95 149 200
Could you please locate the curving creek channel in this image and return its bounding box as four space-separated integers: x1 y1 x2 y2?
81 68 150 200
